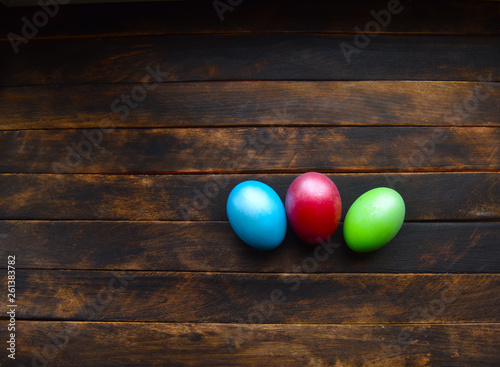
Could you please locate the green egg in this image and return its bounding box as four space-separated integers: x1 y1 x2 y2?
344 187 405 252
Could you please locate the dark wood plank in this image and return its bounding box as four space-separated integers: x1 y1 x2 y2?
1 322 498 367
11 271 500 322
1 127 498 173
0 173 497 221
1 81 498 130
1 221 498 273
1 0 499 39
1 34 499 86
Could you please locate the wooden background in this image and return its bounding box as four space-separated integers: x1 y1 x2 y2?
0 0 499 366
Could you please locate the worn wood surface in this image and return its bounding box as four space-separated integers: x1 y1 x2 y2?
1 322 498 367
1 1 499 365
1 81 499 130
0 221 498 272
1 127 498 173
2 0 500 38
10 271 500 323
0 173 498 220
0 322 498 367
1 34 499 86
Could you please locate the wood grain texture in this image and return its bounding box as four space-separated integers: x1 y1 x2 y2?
0 221 498 273
0 173 498 221
1 127 499 173
2 0 499 39
9 271 500 323
1 34 499 86
1 2 498 366
1 322 498 367
1 81 498 130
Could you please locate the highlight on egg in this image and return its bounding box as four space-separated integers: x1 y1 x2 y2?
226 180 287 250
343 187 405 252
285 172 342 245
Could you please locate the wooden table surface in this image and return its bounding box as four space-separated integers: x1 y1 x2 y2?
1 1 499 366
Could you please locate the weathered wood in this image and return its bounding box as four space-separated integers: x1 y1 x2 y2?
1 34 499 86
1 322 498 367
1 127 498 173
0 3 498 367
11 271 500 323
0 173 498 221
0 221 498 273
1 0 499 39
1 81 498 130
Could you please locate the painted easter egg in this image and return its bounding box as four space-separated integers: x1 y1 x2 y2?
285 172 342 245
227 181 287 250
344 187 405 252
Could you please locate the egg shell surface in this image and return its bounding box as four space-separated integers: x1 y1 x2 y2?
285 172 342 245
344 187 405 252
227 180 287 250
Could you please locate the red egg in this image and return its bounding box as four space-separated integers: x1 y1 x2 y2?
285 172 342 245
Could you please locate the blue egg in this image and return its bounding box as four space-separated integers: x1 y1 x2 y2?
227 181 287 250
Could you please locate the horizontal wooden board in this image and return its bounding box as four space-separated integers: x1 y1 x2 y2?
0 173 497 221
1 127 499 173
1 81 499 129
1 34 499 86
1 0 499 39
0 221 498 273
1 322 498 367
8 271 500 323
